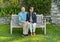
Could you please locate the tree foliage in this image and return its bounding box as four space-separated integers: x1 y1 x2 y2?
25 0 51 15
0 0 23 17
0 0 51 16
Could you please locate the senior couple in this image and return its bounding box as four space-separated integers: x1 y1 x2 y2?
18 7 37 36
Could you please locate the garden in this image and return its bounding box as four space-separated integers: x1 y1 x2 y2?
0 0 60 42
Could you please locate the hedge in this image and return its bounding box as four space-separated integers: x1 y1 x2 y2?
0 0 51 17
25 0 51 15
0 0 23 17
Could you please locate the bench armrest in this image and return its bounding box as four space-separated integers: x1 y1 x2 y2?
42 18 46 25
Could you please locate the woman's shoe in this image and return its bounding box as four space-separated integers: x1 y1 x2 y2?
30 33 33 36
33 32 35 36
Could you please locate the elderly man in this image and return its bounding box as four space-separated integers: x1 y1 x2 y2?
18 7 28 36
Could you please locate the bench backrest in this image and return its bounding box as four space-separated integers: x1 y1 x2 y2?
11 14 44 27
37 14 43 24
11 15 19 27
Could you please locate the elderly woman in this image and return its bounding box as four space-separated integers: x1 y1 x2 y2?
26 7 37 36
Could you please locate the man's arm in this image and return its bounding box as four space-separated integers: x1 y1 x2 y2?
18 13 21 22
18 13 24 23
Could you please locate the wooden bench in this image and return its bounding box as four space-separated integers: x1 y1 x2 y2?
10 14 46 34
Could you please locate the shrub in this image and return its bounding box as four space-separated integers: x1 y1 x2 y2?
25 0 51 15
0 0 23 17
0 0 51 16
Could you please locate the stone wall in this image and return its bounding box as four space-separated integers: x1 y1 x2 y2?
0 17 10 24
0 15 51 24
51 0 60 24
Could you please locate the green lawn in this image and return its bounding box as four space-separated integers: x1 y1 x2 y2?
0 24 60 42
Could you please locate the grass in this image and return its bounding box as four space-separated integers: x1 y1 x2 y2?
0 24 60 42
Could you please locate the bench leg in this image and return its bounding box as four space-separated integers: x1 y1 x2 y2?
44 27 46 35
10 27 12 34
42 28 43 30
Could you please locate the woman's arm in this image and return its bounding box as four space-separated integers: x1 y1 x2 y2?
34 14 37 23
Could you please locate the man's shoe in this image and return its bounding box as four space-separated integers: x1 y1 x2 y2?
22 34 28 37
